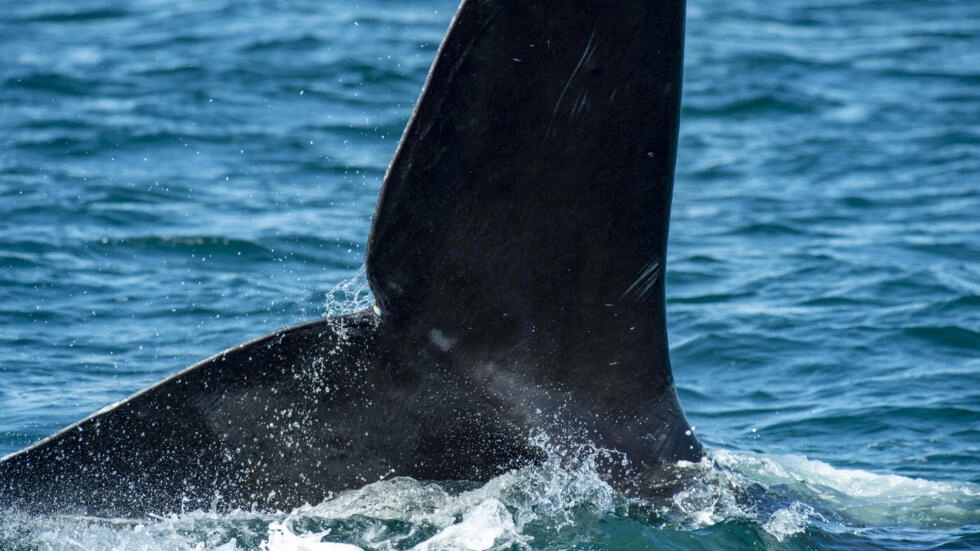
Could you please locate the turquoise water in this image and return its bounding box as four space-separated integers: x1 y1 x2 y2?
1 0 978 549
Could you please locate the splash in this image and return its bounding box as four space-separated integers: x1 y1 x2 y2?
761 502 820 543
263 521 362 551
2 448 977 549
257 500 517 551
411 499 518 551
323 266 374 317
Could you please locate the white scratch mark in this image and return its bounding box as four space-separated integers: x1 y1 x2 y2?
621 258 662 300
547 21 600 136
570 90 591 118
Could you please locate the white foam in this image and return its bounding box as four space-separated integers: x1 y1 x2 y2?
762 502 818 542
711 449 980 528
412 498 517 551
305 476 458 526
669 475 743 528
262 521 363 551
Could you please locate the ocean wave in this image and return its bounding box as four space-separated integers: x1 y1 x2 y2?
10 7 131 24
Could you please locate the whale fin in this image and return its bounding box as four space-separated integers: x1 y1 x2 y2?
369 0 686 391
366 0 698 470
1 0 699 517
2 315 380 514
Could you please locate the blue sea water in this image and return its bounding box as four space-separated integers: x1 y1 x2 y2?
1 0 978 549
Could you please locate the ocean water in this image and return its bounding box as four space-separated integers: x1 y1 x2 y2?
1 0 978 549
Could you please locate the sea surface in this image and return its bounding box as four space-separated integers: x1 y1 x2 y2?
1 0 978 549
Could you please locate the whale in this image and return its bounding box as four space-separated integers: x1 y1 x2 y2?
0 0 701 516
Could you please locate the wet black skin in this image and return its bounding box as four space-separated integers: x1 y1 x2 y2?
0 0 701 516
